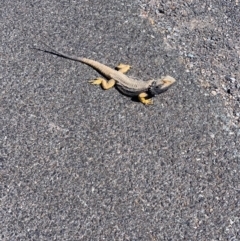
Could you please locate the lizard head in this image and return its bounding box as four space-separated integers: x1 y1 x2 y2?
148 75 176 96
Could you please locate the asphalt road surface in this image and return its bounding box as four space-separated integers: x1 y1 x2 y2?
1 0 239 240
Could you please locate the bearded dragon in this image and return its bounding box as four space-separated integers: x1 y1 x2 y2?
37 42 176 105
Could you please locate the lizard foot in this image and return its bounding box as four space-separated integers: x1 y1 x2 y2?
138 93 153 105
141 98 153 105
89 78 103 85
116 63 131 74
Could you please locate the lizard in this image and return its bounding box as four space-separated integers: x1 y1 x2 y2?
36 41 176 105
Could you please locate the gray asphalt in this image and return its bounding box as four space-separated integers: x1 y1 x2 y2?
1 0 239 240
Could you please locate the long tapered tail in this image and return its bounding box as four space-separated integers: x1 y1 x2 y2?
39 41 85 63
37 41 114 78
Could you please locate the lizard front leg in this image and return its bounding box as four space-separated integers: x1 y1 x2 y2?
138 92 153 105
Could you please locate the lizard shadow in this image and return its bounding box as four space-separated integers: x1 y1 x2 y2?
113 87 141 103
130 96 140 103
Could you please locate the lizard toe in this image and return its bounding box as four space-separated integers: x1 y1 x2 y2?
89 78 102 85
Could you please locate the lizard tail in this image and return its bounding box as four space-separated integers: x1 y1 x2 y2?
39 40 85 63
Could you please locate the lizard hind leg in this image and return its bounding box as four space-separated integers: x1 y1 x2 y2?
116 63 131 74
89 78 115 90
138 92 153 105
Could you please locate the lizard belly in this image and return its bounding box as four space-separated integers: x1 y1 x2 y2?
115 84 147 97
